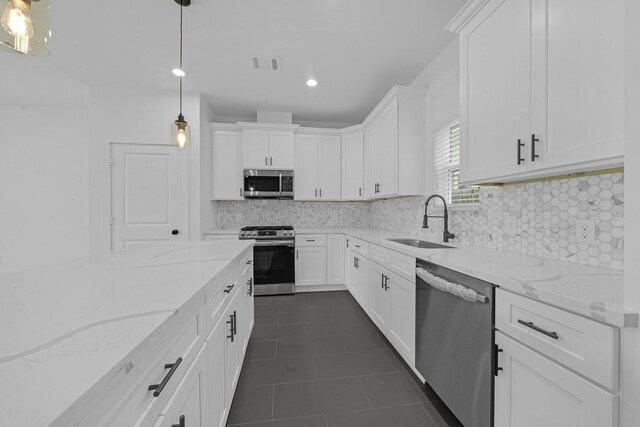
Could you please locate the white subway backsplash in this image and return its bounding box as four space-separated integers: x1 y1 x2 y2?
217 200 370 229
370 173 624 270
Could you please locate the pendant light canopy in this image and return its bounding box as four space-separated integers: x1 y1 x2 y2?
171 0 190 148
1 0 51 55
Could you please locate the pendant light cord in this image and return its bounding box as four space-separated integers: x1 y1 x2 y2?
179 2 183 116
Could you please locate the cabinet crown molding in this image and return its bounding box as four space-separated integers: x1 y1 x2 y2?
210 122 241 131
237 122 300 132
362 85 428 127
445 0 491 33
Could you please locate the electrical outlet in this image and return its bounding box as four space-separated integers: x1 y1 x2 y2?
575 219 596 244
504 214 517 235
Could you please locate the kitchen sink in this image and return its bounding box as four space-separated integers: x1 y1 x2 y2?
387 238 454 249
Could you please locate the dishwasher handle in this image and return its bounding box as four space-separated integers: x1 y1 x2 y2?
416 267 488 303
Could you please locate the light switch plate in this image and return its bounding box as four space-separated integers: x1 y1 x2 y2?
504 214 517 235
575 219 596 244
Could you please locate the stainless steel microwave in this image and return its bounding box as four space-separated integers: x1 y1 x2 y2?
243 169 294 199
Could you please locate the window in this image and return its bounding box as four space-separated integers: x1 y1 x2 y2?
434 120 479 205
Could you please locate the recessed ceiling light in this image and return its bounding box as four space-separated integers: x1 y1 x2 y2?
172 68 186 77
306 79 318 87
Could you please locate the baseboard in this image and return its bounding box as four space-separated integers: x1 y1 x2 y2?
295 284 347 293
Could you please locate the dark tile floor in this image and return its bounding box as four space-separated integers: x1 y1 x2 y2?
226 291 462 427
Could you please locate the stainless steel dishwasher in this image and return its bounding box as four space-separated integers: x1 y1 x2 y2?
416 259 496 427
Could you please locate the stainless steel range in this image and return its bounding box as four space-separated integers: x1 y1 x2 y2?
239 226 295 295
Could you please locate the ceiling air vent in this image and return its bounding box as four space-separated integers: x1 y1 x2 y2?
252 56 280 71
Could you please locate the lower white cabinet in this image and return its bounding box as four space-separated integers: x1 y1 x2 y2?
387 271 415 365
295 246 327 286
206 314 228 427
369 262 391 332
352 254 370 312
326 234 345 285
494 332 617 427
154 346 209 427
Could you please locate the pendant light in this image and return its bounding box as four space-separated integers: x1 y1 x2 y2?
171 0 190 148
1 0 50 55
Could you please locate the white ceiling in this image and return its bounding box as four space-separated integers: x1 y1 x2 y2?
39 0 464 125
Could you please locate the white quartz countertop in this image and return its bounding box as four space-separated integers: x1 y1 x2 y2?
298 228 635 328
204 229 239 235
0 240 253 427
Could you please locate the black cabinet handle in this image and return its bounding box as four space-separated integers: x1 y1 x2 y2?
517 139 525 165
359 187 362 197
171 229 179 235
494 344 503 376
240 187 243 197
171 415 185 427
315 189 318 198
246 259 252 265
270 157 273 166
306 239 316 242
247 278 253 296
148 357 183 397
381 274 385 288
517 319 559 340
346 238 350 248
265 156 268 166
383 275 389 291
354 244 360 248
223 284 235 294
354 257 359 269
531 134 540 162
227 314 235 342
232 310 237 337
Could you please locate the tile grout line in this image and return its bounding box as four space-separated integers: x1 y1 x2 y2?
270 384 275 422
356 375 374 410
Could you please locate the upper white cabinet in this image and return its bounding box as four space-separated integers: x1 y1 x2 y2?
449 0 624 185
363 87 426 199
211 127 243 200
294 131 342 200
341 130 364 200
240 123 297 169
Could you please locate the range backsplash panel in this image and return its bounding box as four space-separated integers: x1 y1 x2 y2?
217 200 371 229
370 173 624 270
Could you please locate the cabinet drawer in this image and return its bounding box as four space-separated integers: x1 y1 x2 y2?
296 234 326 247
496 289 619 390
95 303 206 427
346 236 369 258
370 244 415 283
237 248 253 279
205 264 237 335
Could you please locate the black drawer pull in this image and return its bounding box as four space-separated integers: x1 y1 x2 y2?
518 319 559 340
494 344 503 376
354 244 360 248
381 274 385 288
227 314 235 342
306 239 316 242
246 260 252 265
383 275 389 291
148 357 183 397
171 415 185 427
531 134 540 162
223 284 235 294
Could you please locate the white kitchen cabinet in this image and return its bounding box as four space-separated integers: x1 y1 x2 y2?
295 246 327 286
352 254 370 312
450 0 624 184
364 87 425 199
494 332 617 427
326 234 345 285
154 346 209 427
368 262 391 332
341 131 364 200
294 133 342 200
241 124 297 169
212 129 244 200
378 99 399 197
223 297 240 401
387 270 415 365
344 247 354 293
294 134 319 200
206 316 228 427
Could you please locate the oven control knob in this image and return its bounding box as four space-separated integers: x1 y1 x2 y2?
240 231 246 237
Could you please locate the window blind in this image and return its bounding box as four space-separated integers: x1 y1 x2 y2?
434 120 479 205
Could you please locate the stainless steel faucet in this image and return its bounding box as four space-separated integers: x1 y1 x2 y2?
423 194 456 243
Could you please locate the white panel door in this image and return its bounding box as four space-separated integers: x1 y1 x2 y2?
355 256 370 313
269 131 295 168
224 298 240 401
242 130 270 168
326 234 345 285
111 144 187 250
368 261 389 331
379 100 399 197
461 0 532 183
207 317 228 427
364 119 381 199
494 332 617 427
154 346 209 427
341 132 364 200
212 130 243 200
295 246 327 286
345 249 355 294
388 271 415 364
531 0 624 171
294 134 318 200
317 135 342 200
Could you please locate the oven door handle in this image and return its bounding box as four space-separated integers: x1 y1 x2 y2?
252 240 295 247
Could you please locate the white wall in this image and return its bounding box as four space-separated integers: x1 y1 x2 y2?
622 0 640 424
0 105 92 275
409 40 459 195
200 98 217 233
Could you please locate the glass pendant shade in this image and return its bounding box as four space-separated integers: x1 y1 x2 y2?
0 0 51 55
171 114 190 148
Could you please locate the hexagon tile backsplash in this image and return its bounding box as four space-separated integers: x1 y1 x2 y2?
370 172 624 271
217 172 624 271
